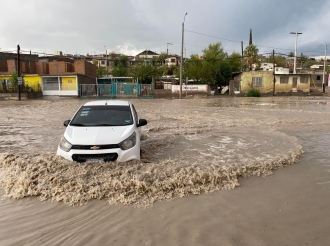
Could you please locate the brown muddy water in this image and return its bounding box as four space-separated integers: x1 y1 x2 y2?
0 96 330 245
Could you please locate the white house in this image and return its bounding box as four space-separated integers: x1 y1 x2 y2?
136 50 159 59
165 57 178 67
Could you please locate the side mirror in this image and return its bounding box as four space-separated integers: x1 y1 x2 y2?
137 119 147 127
63 120 70 127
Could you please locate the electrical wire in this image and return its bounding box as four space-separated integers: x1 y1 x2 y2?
185 29 326 56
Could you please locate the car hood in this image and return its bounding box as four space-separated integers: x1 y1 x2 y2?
64 125 135 145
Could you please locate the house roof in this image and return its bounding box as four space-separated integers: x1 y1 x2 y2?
136 50 159 56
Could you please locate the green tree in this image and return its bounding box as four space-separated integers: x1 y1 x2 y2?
129 63 161 84
201 42 227 84
113 55 128 67
112 63 128 77
228 52 242 72
304 60 317 68
184 54 203 82
288 51 295 57
216 61 232 86
154 53 168 65
112 55 128 76
96 67 107 78
244 44 259 71
9 72 24 87
298 53 308 64
266 55 286 67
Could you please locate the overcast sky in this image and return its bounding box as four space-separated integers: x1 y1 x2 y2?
1 0 330 58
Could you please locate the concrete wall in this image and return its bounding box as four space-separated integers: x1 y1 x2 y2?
172 84 209 94
0 75 41 91
0 92 42 99
241 71 274 93
275 75 310 93
61 77 77 91
23 75 42 91
154 89 172 98
241 71 310 94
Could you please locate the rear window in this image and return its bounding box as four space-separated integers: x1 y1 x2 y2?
70 105 133 127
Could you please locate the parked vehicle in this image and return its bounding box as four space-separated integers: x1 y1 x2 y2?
57 100 147 163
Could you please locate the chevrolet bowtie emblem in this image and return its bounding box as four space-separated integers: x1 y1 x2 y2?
90 146 100 150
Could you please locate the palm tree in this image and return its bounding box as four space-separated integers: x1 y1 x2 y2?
244 44 259 71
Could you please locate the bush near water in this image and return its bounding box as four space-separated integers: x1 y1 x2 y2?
246 88 261 97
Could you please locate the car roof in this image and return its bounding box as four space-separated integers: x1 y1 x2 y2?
83 100 131 106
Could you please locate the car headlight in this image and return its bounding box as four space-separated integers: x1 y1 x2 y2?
59 136 72 152
119 132 136 150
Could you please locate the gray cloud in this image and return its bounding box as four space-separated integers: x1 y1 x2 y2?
0 0 329 58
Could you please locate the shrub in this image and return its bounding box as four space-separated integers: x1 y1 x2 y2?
246 88 261 97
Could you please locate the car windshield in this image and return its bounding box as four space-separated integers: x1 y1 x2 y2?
70 105 133 127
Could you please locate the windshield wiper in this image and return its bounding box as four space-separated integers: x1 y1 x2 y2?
70 123 86 126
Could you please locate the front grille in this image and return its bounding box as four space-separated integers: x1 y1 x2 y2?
72 153 118 163
71 144 120 150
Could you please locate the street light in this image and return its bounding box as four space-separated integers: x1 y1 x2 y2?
104 46 108 76
290 31 302 74
167 43 173 56
320 42 327 93
180 12 188 99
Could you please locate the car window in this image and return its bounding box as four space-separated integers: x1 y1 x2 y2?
70 105 133 126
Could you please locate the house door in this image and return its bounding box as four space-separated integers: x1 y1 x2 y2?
292 77 297 92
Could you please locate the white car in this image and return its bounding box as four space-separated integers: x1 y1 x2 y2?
56 100 147 163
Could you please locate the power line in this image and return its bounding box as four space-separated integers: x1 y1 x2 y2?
185 29 242 43
185 29 327 56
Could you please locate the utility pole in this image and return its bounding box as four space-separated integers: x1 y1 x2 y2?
290 31 302 74
180 12 188 99
320 42 327 93
273 49 275 96
104 46 107 76
241 41 244 72
167 43 173 56
17 45 21 101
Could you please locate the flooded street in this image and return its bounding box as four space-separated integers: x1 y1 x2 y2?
0 96 330 245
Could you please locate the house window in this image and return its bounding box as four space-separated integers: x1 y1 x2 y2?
42 77 59 91
252 77 262 87
280 77 289 84
171 59 175 63
317 75 321 80
101 60 105 65
300 77 308 83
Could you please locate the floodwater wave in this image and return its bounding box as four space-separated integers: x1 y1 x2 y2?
1 96 328 207
0 135 302 207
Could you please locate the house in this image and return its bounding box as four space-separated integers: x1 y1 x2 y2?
260 63 274 71
237 71 310 95
136 50 159 59
0 52 97 96
165 57 179 67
